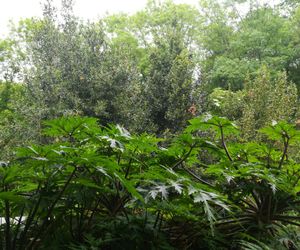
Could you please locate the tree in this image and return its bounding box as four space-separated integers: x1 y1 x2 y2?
241 67 298 140
207 66 299 140
0 82 41 159
142 38 196 134
11 0 143 131
200 2 296 91
130 0 201 133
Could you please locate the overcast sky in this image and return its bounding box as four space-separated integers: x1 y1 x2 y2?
0 0 280 38
0 0 201 37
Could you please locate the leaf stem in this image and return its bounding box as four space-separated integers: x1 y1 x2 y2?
219 125 232 162
278 136 289 169
26 166 77 249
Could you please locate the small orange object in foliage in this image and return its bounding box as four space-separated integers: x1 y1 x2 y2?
188 104 197 116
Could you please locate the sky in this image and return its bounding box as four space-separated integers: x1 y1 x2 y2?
0 0 200 37
0 0 280 38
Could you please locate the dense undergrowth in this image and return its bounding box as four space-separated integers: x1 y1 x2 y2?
1 115 300 249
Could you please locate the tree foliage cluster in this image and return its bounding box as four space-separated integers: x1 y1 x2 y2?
1 0 300 249
2 0 300 139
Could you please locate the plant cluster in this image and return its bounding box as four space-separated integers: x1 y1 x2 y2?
0 115 300 249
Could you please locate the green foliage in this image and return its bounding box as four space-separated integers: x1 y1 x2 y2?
199 2 300 91
108 0 202 133
0 116 229 249
241 67 298 140
1 1 300 249
1 114 300 249
207 66 299 140
0 82 41 159
208 87 245 120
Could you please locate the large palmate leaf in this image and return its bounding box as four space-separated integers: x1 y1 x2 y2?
186 114 239 136
43 116 100 138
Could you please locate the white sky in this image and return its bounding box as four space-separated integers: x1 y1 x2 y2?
0 0 200 37
0 0 280 38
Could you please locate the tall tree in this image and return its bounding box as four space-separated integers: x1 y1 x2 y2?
13 0 142 130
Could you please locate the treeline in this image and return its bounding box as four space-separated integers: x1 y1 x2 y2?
1 0 300 154
1 0 300 249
